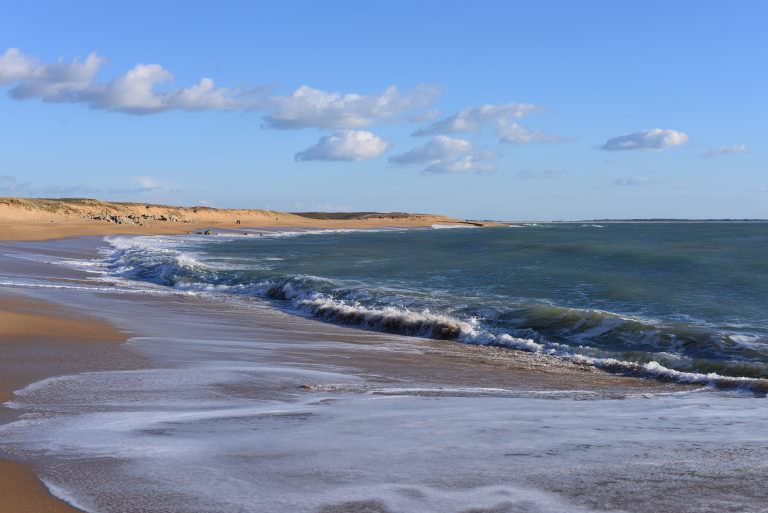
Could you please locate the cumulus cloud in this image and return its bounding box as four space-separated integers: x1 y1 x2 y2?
0 48 440 130
614 176 654 186
0 48 242 114
422 152 496 175
601 129 688 151
388 135 472 165
0 48 39 84
94 64 173 113
703 144 748 158
90 64 240 114
295 130 390 162
263 84 439 130
414 103 537 136
413 103 560 145
9 52 103 102
389 136 495 175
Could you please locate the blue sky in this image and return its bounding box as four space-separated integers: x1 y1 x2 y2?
0 1 765 220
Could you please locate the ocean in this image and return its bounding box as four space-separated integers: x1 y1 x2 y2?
2 224 768 513
104 222 768 388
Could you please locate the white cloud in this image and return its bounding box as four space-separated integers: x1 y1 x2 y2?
169 78 238 110
263 84 438 130
413 103 560 145
92 64 238 114
614 176 654 186
388 135 472 165
422 152 496 175
497 122 560 144
703 144 748 158
0 48 39 84
389 136 495 175
10 52 103 102
601 129 688 151
94 64 172 113
0 48 240 114
295 130 390 162
0 49 441 128
414 103 537 136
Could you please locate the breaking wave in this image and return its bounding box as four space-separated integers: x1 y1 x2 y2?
94 235 768 393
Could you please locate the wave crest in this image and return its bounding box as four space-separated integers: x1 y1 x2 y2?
98 236 768 394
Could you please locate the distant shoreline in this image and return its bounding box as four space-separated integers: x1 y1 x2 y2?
551 219 768 223
0 197 498 242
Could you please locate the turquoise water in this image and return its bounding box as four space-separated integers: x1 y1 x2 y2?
106 223 768 381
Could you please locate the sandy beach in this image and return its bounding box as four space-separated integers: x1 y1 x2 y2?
0 293 141 513
0 198 492 242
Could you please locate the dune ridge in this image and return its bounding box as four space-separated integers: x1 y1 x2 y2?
0 197 491 241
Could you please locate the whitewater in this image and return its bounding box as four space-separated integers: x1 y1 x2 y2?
94 223 768 392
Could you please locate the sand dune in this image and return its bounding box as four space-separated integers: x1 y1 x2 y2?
0 197 491 241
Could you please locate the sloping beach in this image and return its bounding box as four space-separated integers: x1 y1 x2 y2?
0 293 141 513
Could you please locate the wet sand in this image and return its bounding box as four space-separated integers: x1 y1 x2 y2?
0 296 129 403
0 460 85 513
0 293 142 513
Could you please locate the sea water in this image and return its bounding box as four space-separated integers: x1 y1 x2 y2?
101 223 768 386
2 224 768 513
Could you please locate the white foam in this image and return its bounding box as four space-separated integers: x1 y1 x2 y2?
431 223 477 229
85 234 768 394
2 356 766 513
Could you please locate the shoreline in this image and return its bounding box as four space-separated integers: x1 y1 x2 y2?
0 237 681 396
4 235 763 513
0 459 84 513
0 294 140 513
0 197 498 242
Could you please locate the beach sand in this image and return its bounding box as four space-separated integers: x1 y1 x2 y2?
0 297 127 403
0 294 141 513
0 460 84 513
0 197 493 242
